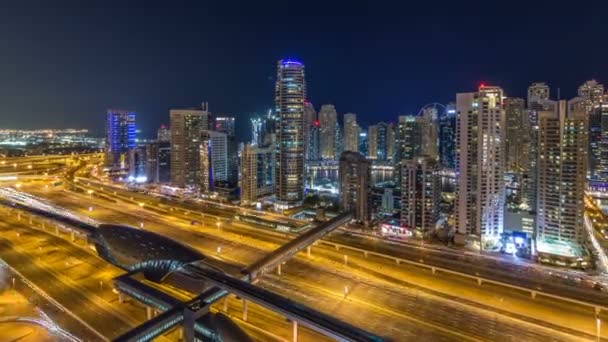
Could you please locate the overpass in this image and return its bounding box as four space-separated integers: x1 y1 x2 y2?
243 211 353 281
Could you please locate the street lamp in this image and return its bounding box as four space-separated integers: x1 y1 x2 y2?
140 222 144 228
216 222 221 230
138 202 145 209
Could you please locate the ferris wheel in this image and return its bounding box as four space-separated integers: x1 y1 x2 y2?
417 102 447 119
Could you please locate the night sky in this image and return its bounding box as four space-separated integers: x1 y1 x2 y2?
1 2 607 139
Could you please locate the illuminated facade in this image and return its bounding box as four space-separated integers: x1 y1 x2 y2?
275 59 306 207
170 105 210 188
157 124 170 142
319 104 338 160
401 156 440 235
455 86 506 245
578 79 605 114
525 82 551 212
505 98 527 172
105 109 136 170
200 130 228 192
339 151 372 226
215 116 237 184
536 99 587 257
303 102 317 162
439 103 456 169
240 144 275 205
343 113 359 153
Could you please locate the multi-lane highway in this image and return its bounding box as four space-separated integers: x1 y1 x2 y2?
16 181 606 341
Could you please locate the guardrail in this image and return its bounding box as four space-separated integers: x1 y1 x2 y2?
315 239 608 314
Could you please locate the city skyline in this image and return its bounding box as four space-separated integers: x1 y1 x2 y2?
2 4 608 138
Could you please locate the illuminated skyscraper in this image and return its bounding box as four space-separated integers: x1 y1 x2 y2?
105 109 136 170
240 144 275 205
537 99 587 259
368 122 389 161
525 83 550 212
578 79 605 114
455 86 506 247
439 103 456 169
367 125 378 160
157 124 170 142
275 59 306 207
303 102 317 162
318 104 338 160
170 104 210 188
339 151 372 226
401 156 440 236
215 116 238 184
250 117 263 146
200 130 228 193
344 113 359 153
505 98 527 172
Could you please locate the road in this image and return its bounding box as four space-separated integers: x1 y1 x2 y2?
0 209 336 342
19 183 606 341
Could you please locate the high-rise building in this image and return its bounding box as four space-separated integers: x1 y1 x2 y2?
578 79 605 114
240 144 276 205
170 105 209 188
387 122 395 162
420 107 438 160
358 130 368 156
343 113 359 153
525 83 551 212
334 122 343 158
303 102 317 162
128 145 147 182
307 120 320 162
157 124 170 142
250 117 263 146
144 142 169 184
381 188 394 213
200 130 228 193
215 116 238 184
505 98 527 172
536 99 587 259
439 104 456 169
527 82 550 109
318 104 338 160
396 116 425 161
590 103 608 182
275 59 306 207
367 125 378 160
339 151 372 226
401 156 440 236
105 109 136 170
455 86 506 246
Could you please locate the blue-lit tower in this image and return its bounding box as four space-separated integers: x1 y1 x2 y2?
105 109 136 170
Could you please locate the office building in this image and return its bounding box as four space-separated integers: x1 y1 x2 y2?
387 123 395 162
157 124 170 142
334 122 343 158
319 104 338 160
395 116 426 161
401 156 440 236
527 82 550 109
170 105 210 188
303 102 317 162
251 117 263 146
105 109 136 170
537 99 588 260
200 130 228 193
439 104 456 169
578 80 605 114
215 116 238 184
420 107 438 160
240 144 276 205
381 188 394 213
344 113 359 153
455 86 506 246
590 103 608 182
358 130 368 156
307 120 320 162
128 145 147 182
153 141 171 183
339 151 372 226
275 59 306 207
367 125 378 160
525 83 551 212
505 98 527 172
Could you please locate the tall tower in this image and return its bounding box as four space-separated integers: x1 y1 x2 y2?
343 113 359 153
303 102 317 162
318 104 337 160
339 151 372 226
241 144 276 205
215 116 238 184
578 80 605 114
537 99 587 258
505 98 527 172
105 109 136 170
275 59 306 208
439 104 457 169
455 85 506 247
525 82 550 213
170 106 207 188
401 156 440 236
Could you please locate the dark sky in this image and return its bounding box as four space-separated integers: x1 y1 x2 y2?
1 2 607 139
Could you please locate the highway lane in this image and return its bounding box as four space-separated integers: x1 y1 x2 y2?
70 174 608 299
0 211 339 342
24 186 605 341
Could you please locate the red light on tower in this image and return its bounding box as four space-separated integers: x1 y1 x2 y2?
314 120 320 127
479 82 486 90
